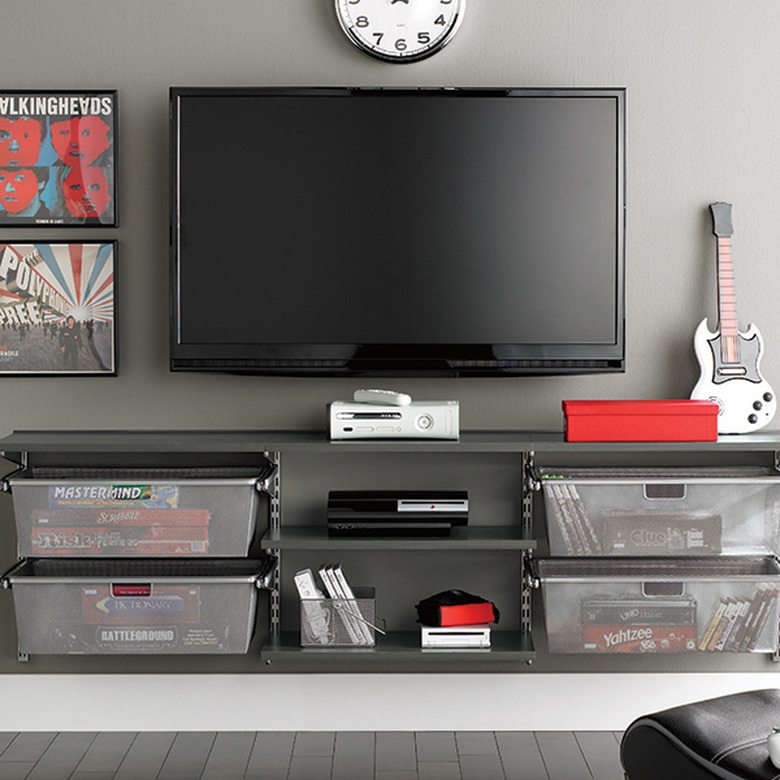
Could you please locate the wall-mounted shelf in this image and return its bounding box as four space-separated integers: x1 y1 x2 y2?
261 525 535 551
3 428 780 673
261 630 535 664
4 428 780 456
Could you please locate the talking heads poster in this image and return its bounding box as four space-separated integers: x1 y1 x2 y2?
0 91 116 226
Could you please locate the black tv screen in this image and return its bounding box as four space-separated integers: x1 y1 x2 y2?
170 87 625 375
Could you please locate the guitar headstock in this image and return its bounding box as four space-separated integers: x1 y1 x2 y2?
710 202 734 237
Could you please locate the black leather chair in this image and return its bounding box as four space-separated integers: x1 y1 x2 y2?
621 689 780 779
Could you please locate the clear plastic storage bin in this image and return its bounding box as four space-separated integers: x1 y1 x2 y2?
1 557 275 655
536 557 780 654
300 587 382 647
6 465 274 557
538 467 780 557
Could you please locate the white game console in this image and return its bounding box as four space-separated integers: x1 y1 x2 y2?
421 624 491 649
329 400 459 440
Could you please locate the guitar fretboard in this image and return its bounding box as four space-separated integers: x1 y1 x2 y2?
717 236 740 364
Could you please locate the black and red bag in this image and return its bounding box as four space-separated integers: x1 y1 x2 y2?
415 589 500 627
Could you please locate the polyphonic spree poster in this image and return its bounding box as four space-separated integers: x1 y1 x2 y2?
0 242 116 374
0 91 116 226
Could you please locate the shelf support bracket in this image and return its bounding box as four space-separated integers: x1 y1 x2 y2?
1 450 28 492
265 450 281 637
521 451 535 638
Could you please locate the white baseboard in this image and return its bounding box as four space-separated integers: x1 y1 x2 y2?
0 673 776 732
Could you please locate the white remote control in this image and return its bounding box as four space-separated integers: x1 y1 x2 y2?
353 389 412 406
294 568 321 599
294 569 330 644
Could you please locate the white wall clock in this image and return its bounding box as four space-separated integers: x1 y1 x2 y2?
335 0 465 63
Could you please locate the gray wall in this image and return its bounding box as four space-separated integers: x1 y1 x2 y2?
2 0 780 436
3 0 780 728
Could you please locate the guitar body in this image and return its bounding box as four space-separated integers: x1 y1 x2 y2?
691 317 776 433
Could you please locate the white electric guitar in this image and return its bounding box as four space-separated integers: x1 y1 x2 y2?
691 202 775 433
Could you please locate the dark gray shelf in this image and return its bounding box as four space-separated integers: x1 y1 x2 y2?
261 630 534 663
0 429 534 456
261 525 535 551
264 430 537 453
3 428 780 459
0 429 275 456
526 429 780 453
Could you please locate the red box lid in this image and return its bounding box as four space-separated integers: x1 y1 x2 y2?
562 399 718 417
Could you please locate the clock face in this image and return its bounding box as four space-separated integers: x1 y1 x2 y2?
335 0 464 63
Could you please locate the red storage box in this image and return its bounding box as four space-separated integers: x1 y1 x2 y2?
563 399 719 442
438 602 497 627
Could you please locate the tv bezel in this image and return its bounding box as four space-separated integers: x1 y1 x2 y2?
170 86 626 377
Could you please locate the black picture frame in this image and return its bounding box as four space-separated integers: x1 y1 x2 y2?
0 90 117 226
0 240 117 375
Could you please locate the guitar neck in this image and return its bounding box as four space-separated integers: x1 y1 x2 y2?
717 235 740 364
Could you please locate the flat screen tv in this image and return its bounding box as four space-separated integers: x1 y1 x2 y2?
170 87 625 376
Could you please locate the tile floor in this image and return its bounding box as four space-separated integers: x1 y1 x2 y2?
0 731 626 779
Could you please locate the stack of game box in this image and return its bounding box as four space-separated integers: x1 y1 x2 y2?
581 594 698 653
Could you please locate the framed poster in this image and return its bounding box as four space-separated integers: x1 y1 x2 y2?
0 90 117 226
0 241 116 374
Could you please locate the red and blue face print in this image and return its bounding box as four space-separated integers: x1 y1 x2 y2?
0 92 115 225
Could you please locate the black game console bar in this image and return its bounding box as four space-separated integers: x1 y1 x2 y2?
327 491 469 537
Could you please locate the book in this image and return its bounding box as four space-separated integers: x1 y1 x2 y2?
319 565 368 646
